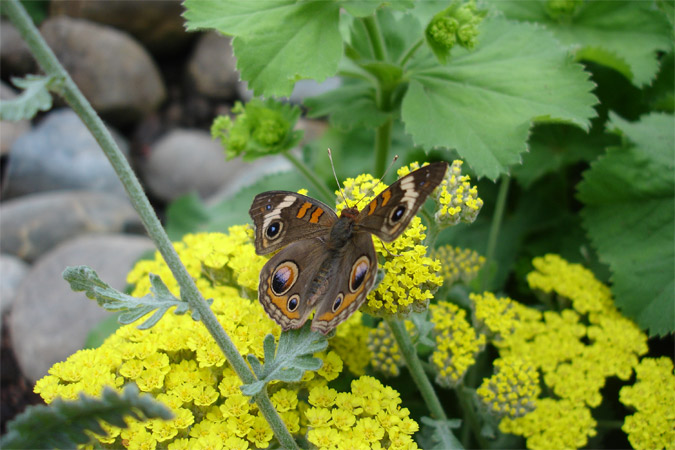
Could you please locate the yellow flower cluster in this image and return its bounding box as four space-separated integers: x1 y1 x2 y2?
472 255 651 449
327 311 372 376
337 169 444 317
430 245 485 287
34 227 410 449
404 160 482 227
305 376 419 450
429 301 485 388
476 355 540 418
367 320 409 377
499 398 597 450
619 357 675 449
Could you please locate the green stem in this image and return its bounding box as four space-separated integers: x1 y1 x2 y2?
422 208 441 248
283 151 334 204
398 38 424 67
458 386 488 449
4 2 297 448
374 117 393 177
386 318 447 420
361 15 388 61
481 176 510 292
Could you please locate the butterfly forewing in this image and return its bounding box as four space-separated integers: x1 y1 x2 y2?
356 161 448 242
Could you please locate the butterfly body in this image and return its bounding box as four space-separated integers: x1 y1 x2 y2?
249 161 448 335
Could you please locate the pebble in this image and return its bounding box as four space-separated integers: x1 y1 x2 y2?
3 108 128 199
0 19 36 77
0 254 30 315
49 0 193 57
0 81 31 157
187 31 241 100
40 16 166 124
8 234 154 382
140 128 246 202
0 190 143 262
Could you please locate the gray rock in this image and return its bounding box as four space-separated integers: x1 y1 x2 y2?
0 254 30 314
187 32 241 100
0 19 37 76
40 16 166 124
0 81 31 157
141 129 245 202
3 108 128 198
0 190 143 262
8 234 154 382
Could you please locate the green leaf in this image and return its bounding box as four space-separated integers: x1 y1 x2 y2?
494 1 673 87
402 16 597 180
0 75 59 121
184 0 342 97
63 266 212 329
511 124 612 188
577 112 674 336
419 416 463 450
305 80 390 129
0 384 172 449
341 0 416 17
241 323 328 396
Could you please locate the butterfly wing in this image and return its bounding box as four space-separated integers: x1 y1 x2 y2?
310 231 378 334
356 161 448 242
249 191 338 255
258 236 331 330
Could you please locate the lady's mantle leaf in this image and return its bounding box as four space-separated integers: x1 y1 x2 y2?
63 266 212 329
495 1 673 87
184 0 342 97
402 16 597 180
241 323 328 396
577 112 674 336
0 384 172 450
0 75 58 121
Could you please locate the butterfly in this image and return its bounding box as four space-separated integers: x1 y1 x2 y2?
249 161 448 335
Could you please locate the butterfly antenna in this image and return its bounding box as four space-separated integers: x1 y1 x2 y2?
354 154 399 208
327 148 349 206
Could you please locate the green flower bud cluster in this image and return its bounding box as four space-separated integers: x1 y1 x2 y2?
430 245 485 288
426 1 487 63
367 321 408 378
210 98 302 161
545 0 584 21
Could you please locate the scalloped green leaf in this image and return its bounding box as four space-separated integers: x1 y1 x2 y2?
577 112 674 336
184 0 342 97
402 16 597 180
494 0 673 87
63 266 211 329
0 385 172 450
241 323 327 396
0 75 58 121
305 81 390 129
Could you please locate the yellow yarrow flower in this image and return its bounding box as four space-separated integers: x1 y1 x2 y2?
367 320 407 377
477 355 540 418
335 168 444 318
620 357 675 450
429 301 485 388
430 245 485 287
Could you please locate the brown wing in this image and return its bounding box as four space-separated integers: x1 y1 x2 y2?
249 191 338 255
356 161 448 242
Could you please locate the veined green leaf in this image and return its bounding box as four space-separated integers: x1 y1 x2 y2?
184 0 342 97
494 0 673 87
0 385 172 449
577 112 674 336
402 16 597 180
0 75 59 121
305 81 390 129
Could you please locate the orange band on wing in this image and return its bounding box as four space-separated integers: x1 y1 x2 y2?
309 208 324 223
296 202 312 219
368 199 377 215
267 287 299 319
381 190 392 206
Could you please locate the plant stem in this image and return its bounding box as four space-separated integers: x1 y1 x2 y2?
374 117 393 177
457 386 488 449
421 208 440 248
398 38 424 67
4 2 298 447
283 151 334 204
386 318 447 420
481 175 510 292
362 15 388 62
